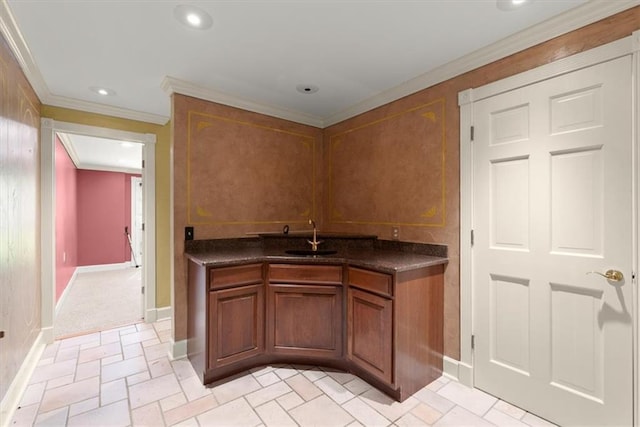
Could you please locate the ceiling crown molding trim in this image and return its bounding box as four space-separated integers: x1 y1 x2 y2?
0 0 169 126
73 163 142 175
0 0 49 100
45 94 169 126
3 0 638 129
323 0 640 127
162 76 324 128
56 132 80 168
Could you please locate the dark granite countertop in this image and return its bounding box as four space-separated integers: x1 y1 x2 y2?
185 236 448 274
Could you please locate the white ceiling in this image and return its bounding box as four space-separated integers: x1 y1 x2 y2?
2 0 637 132
11 0 634 171
58 133 142 174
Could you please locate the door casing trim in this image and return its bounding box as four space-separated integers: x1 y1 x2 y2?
40 119 157 342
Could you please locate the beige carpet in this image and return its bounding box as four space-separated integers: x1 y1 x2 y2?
54 267 143 338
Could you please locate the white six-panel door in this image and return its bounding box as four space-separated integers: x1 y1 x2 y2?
472 55 633 426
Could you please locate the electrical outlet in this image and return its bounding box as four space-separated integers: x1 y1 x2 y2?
185 226 194 241
392 226 400 240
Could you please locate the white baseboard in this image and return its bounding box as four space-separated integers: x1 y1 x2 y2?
443 356 460 381
76 262 132 273
144 306 171 323
0 332 47 427
170 339 187 361
457 362 474 387
40 325 54 345
145 308 157 323
156 306 172 321
55 268 79 317
443 356 474 387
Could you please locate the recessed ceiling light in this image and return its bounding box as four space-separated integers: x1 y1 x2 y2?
296 84 319 94
496 0 531 11
186 13 201 26
174 5 213 30
89 86 116 96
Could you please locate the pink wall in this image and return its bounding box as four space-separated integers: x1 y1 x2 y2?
77 170 140 266
55 136 78 301
54 150 141 300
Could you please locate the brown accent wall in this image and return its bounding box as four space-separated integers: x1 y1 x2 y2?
0 34 42 401
172 8 639 359
172 94 323 340
323 6 639 359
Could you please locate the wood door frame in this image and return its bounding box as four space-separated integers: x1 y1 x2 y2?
40 119 157 343
458 32 639 424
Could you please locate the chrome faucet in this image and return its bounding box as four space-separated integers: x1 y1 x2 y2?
307 219 323 252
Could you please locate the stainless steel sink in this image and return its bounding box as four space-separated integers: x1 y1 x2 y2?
284 249 337 256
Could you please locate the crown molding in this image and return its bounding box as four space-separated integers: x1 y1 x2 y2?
74 163 142 175
0 0 49 99
323 0 640 127
56 132 80 168
44 94 169 125
2 0 637 129
162 76 324 128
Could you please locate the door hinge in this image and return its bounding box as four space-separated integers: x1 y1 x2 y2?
142 159 145 168
142 223 145 232
470 229 474 246
471 335 475 350
141 286 145 295
470 126 475 141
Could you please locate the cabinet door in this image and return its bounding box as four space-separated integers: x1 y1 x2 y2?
347 287 393 384
268 284 342 358
209 284 264 369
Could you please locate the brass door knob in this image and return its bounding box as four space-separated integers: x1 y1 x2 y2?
587 269 624 282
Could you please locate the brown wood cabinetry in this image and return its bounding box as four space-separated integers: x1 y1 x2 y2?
187 261 264 382
268 284 342 357
187 257 444 401
347 287 393 384
347 265 444 401
267 264 343 358
209 284 264 368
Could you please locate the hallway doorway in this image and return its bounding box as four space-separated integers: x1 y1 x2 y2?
40 119 157 343
52 131 145 337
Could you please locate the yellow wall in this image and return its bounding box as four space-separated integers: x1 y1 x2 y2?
40 106 172 307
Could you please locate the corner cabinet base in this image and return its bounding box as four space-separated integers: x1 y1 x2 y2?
187 259 445 402
347 264 444 401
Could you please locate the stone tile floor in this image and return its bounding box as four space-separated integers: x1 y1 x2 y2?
10 319 557 426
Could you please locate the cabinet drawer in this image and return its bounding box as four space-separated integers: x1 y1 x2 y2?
210 263 263 290
269 264 342 285
348 267 392 297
